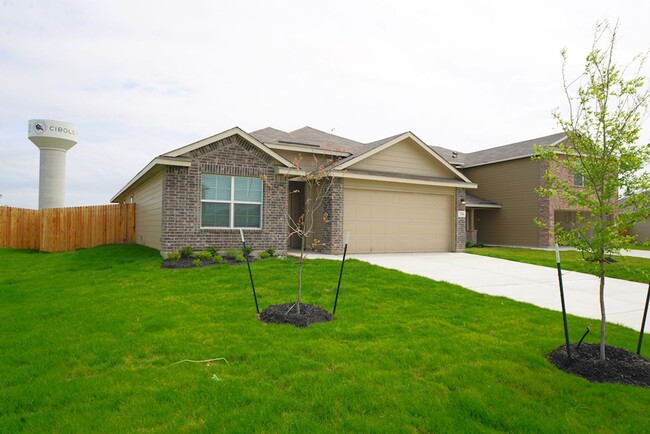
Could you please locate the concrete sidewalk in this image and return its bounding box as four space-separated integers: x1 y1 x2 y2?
334 252 649 333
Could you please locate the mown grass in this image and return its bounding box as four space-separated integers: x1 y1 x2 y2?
631 243 650 251
1 244 648 433
466 246 650 283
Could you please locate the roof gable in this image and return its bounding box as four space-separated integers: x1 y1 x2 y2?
111 127 293 203
338 132 472 183
163 127 292 166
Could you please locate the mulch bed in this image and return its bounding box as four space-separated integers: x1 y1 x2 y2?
161 256 254 268
259 303 333 328
547 343 650 388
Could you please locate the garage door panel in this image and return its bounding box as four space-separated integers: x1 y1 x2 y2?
344 187 453 253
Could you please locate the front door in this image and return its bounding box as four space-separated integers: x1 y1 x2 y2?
288 181 305 249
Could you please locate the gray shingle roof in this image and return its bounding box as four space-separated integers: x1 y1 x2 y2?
431 146 467 166
461 132 567 167
251 127 567 170
465 193 501 208
250 126 366 154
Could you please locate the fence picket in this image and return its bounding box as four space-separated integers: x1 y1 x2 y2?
0 204 135 252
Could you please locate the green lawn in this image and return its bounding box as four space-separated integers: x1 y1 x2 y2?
1 245 648 433
466 246 650 283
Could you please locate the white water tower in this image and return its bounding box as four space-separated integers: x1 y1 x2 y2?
28 119 78 209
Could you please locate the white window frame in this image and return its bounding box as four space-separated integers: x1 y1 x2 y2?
201 175 263 229
574 173 585 187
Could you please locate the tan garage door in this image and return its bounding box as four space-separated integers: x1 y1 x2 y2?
344 187 453 253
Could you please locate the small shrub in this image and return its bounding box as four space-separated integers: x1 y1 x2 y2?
265 248 275 257
196 250 213 261
179 246 194 258
213 255 223 264
235 254 245 262
167 251 181 265
207 247 218 257
192 259 202 267
242 245 253 256
258 251 270 259
225 247 239 259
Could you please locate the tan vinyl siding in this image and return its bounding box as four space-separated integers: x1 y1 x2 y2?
344 178 453 195
631 219 650 242
352 137 451 177
463 159 540 246
275 149 336 172
130 171 163 250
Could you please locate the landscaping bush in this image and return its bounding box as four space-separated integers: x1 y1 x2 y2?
167 251 181 265
258 251 270 259
213 255 223 264
179 246 194 258
192 259 202 267
207 247 218 257
235 254 245 262
224 247 239 259
265 248 275 257
195 250 213 262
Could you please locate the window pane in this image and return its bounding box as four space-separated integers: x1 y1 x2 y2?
234 204 261 228
202 175 231 200
234 177 262 202
202 202 230 227
574 173 584 186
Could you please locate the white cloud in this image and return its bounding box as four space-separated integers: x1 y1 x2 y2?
1 0 649 208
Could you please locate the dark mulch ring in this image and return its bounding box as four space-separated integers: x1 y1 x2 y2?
161 256 254 268
259 303 333 328
547 343 650 388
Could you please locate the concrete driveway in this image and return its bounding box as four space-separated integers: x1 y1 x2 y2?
346 252 649 333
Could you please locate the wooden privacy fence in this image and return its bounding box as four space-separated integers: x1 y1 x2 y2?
0 204 135 252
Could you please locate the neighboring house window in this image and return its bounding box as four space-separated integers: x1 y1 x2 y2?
201 175 263 228
574 172 585 187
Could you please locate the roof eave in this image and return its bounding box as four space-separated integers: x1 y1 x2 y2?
163 126 294 167
111 157 191 203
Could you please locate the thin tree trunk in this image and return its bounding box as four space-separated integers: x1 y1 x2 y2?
297 232 305 315
599 260 606 361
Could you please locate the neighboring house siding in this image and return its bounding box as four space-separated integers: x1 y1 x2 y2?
631 220 650 242
160 135 288 255
130 171 163 250
463 159 541 246
353 138 451 177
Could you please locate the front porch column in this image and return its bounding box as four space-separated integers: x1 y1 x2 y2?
321 178 344 254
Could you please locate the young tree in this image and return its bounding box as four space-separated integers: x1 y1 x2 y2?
264 151 341 315
535 21 650 360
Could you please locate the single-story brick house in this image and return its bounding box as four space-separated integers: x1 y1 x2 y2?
111 126 477 256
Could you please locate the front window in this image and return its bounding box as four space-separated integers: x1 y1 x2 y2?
201 175 263 228
574 173 585 187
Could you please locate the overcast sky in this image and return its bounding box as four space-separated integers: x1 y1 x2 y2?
1 0 649 209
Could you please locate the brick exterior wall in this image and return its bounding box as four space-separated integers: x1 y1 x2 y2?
160 135 287 255
537 159 589 248
320 178 344 254
456 188 466 251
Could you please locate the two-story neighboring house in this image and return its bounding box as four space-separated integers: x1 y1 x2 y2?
435 132 591 248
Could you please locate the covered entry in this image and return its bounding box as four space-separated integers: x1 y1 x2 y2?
343 180 454 253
